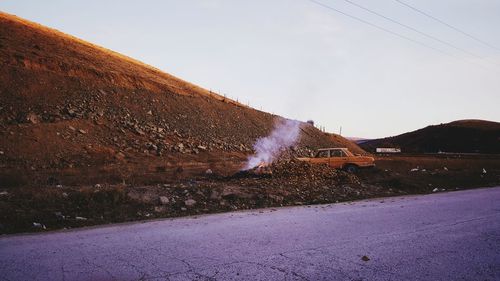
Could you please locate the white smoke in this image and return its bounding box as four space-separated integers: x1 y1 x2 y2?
244 119 301 170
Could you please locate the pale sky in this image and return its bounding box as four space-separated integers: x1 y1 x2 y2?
1 0 499 138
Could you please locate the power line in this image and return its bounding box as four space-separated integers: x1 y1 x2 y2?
394 0 500 51
306 0 454 57
306 0 498 72
343 0 484 59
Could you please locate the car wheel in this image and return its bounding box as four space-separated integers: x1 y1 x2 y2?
344 164 358 173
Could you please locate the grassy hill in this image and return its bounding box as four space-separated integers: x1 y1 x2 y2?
360 120 500 154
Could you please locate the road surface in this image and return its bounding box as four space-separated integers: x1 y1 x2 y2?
1 187 499 280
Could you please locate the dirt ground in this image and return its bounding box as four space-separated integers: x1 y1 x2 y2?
1 155 499 234
360 154 500 192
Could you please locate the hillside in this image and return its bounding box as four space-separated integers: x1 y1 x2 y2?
360 119 500 154
0 12 364 186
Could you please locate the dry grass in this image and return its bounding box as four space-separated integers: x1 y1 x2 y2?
0 11 248 108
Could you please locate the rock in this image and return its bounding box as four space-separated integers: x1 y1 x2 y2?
432 188 439 192
0 151 4 155
94 184 102 188
482 168 487 174
154 206 166 213
126 192 140 201
159 196 170 205
0 191 8 196
269 194 284 202
68 126 76 131
134 128 145 135
197 145 207 150
222 186 253 199
210 190 221 200
75 216 87 221
54 212 65 220
62 192 69 198
56 184 63 188
78 129 87 134
181 207 187 211
139 193 156 203
184 199 197 207
26 112 40 124
361 255 370 262
67 108 77 117
205 169 213 175
115 152 125 160
33 222 46 229
443 167 448 171
410 168 419 172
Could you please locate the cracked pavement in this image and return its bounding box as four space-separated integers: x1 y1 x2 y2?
1 187 499 280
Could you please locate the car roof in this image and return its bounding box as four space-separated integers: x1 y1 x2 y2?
318 148 348 151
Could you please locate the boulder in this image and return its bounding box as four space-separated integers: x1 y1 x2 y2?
159 196 170 205
184 199 196 207
221 186 253 199
26 112 40 124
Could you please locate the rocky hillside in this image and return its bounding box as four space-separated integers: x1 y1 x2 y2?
360 120 500 154
0 12 363 186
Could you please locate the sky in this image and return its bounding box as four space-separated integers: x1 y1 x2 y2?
1 0 499 138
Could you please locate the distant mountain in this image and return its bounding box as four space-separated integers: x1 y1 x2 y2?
360 120 500 154
346 137 372 144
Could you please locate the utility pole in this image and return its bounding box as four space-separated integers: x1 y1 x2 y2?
339 126 342 136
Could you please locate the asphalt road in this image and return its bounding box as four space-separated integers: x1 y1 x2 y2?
1 187 499 281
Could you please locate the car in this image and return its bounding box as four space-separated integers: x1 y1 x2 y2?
297 147 375 173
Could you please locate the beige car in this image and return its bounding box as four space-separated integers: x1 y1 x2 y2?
297 148 375 173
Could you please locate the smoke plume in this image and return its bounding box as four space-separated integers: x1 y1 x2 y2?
244 119 301 170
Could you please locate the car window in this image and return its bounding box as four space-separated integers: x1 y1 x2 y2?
330 150 344 157
316 151 329 158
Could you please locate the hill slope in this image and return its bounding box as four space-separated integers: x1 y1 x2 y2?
360 120 500 154
0 12 363 186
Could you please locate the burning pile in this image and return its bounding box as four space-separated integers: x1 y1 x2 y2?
269 159 360 185
233 158 360 188
245 119 301 170
218 159 368 208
